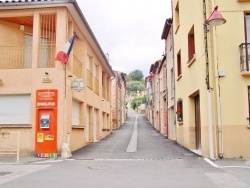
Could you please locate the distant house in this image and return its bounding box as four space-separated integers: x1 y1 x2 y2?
146 59 168 135
111 71 127 129
0 0 114 157
161 18 176 140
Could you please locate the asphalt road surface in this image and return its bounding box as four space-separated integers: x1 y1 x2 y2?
0 113 250 188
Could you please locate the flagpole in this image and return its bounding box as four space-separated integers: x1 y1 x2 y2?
64 64 67 99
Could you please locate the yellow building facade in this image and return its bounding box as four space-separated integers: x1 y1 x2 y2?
0 1 114 157
173 0 250 158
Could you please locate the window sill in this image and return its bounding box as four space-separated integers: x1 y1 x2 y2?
0 124 32 128
178 122 183 125
176 74 182 81
72 125 85 129
187 55 196 67
102 128 111 131
175 24 180 34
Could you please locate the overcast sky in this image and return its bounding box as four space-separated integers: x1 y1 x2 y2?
77 0 172 77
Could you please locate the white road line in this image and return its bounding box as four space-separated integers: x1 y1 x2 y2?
126 115 138 153
204 158 250 169
32 159 63 164
204 158 220 168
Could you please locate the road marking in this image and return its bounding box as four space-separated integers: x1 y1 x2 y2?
205 172 248 187
126 115 138 153
32 159 63 164
204 158 220 168
204 158 250 169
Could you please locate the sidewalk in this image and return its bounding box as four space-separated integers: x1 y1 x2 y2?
0 154 59 164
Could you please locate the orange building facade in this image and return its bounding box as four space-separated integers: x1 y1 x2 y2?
0 0 114 157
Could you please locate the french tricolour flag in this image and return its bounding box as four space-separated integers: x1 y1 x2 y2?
55 33 76 64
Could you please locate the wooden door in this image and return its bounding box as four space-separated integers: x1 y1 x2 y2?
195 95 201 150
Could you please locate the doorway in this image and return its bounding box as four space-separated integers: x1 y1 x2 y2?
195 95 201 150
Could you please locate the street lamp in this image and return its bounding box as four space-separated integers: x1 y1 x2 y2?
206 6 226 26
205 5 226 159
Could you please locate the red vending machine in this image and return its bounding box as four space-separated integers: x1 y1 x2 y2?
35 89 58 158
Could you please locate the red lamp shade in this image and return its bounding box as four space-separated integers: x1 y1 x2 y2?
206 6 226 26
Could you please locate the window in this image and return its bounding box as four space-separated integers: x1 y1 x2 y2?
245 14 250 65
94 63 99 94
176 98 183 122
188 25 195 63
0 95 31 125
177 50 182 78
87 54 93 90
72 99 80 126
248 86 250 125
24 34 33 68
171 68 174 98
175 1 180 33
39 14 56 68
246 14 250 42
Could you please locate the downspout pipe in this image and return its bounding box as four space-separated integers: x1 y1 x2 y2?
203 0 215 159
171 0 177 141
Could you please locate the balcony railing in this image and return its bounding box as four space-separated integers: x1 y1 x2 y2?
94 77 99 95
87 69 93 90
0 46 32 69
239 43 250 74
73 56 83 78
0 44 55 69
102 85 107 100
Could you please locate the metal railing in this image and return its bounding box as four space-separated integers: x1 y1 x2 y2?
94 77 99 95
239 43 250 71
87 69 93 90
73 56 83 78
0 44 56 69
0 46 32 69
102 85 107 100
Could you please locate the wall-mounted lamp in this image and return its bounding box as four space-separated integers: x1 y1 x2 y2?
43 72 52 83
20 25 25 31
0 79 3 86
71 78 84 92
206 6 226 26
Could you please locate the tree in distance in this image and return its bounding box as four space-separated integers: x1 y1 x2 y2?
127 69 145 92
128 69 144 81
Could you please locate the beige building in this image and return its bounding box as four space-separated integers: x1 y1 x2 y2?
145 60 168 135
0 0 114 157
173 0 250 158
161 18 176 140
111 71 127 129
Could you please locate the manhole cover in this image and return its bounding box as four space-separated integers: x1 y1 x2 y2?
0 172 12 176
88 166 109 170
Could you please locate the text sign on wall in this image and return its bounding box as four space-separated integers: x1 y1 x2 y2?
36 89 58 108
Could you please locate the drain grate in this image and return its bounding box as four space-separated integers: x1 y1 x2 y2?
0 172 12 176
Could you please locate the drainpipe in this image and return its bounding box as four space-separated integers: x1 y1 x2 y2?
203 0 215 159
158 78 161 132
209 0 225 159
171 0 177 141
213 23 224 159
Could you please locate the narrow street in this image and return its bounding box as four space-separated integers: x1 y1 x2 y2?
0 112 250 188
